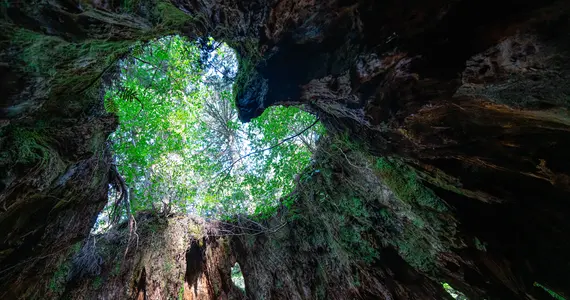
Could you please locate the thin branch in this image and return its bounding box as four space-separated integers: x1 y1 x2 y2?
132 56 161 69
217 118 320 178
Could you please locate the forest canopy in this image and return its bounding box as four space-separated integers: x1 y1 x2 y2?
101 36 323 226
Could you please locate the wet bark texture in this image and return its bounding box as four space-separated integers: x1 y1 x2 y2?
2 0 570 299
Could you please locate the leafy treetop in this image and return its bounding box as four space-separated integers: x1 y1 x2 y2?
101 35 323 226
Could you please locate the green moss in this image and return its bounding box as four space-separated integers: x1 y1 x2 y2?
71 242 82 254
375 158 447 212
92 276 103 290
11 36 120 112
230 37 264 100
10 127 52 165
332 132 367 152
352 271 361 287
245 235 255 248
49 261 71 293
155 1 193 29
14 29 129 76
314 263 328 300
1 126 66 196
232 54 256 100
111 261 121 276
373 158 457 273
164 259 174 272
474 237 487 252
534 282 567 300
339 226 378 264
393 231 436 272
122 0 141 12
104 92 119 113
178 285 184 300
287 140 457 278
188 222 203 237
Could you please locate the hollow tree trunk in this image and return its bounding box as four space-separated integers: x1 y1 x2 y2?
2 0 570 299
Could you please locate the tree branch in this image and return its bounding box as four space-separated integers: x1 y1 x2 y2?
216 118 320 179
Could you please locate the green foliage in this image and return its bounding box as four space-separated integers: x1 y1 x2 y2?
534 282 566 300
102 35 322 223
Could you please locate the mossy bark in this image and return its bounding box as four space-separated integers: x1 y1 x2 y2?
0 0 206 297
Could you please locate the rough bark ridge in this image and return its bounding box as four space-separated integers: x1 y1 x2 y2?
1 0 570 299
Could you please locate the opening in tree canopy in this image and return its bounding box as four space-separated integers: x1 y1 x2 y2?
98 35 323 228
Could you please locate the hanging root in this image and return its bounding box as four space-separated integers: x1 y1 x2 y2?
108 164 138 256
109 164 129 224
70 236 103 280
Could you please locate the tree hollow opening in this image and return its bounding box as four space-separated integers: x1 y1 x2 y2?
94 35 323 230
